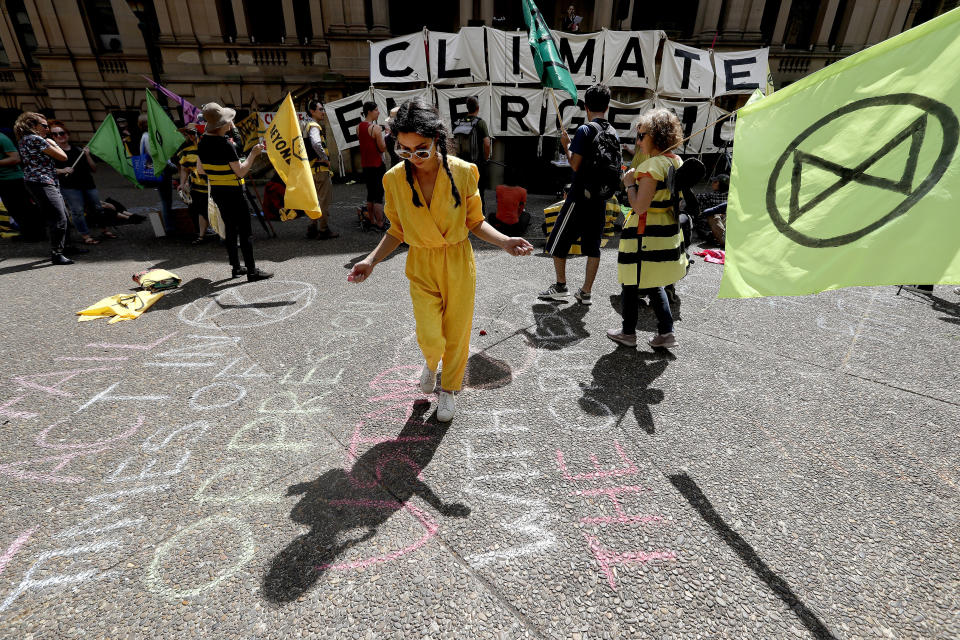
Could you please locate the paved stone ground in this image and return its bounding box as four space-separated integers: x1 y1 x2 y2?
0 170 957 639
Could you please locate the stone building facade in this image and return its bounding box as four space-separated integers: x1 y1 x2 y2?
0 0 957 138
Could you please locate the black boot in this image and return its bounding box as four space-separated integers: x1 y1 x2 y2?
231 265 248 278
51 253 74 265
247 268 273 282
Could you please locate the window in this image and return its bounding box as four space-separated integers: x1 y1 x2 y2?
632 2 700 38
389 0 457 33
79 0 123 52
783 0 823 49
760 0 781 44
293 2 312 44
0 39 8 66
5 0 38 65
243 0 285 44
215 0 238 43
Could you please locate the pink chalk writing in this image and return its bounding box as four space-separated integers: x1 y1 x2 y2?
0 396 38 419
317 501 438 572
86 332 177 351
12 366 122 399
0 528 38 578
583 533 676 591
0 448 110 484
573 486 666 525
55 356 129 362
556 441 639 480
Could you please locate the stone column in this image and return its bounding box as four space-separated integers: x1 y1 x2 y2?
281 0 296 42
323 0 347 33
230 0 249 40
814 0 843 45
152 0 177 38
698 0 724 40
771 0 795 44
109 0 147 55
844 1 878 46
480 0 493 26
310 0 326 42
744 0 767 35
460 0 473 27
342 0 367 34
888 0 914 38
592 0 614 31
866 0 899 44
370 0 390 34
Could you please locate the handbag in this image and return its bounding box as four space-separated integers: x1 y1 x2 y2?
132 153 162 186
206 187 226 239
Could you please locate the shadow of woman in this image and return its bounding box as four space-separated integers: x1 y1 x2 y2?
520 302 590 350
262 400 469 604
579 348 671 435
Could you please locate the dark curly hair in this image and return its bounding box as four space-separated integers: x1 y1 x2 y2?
637 108 683 153
392 97 460 208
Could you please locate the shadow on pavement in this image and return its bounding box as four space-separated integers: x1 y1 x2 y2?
669 473 838 640
580 347 670 435
0 258 52 276
520 302 590 350
262 401 468 604
463 351 513 390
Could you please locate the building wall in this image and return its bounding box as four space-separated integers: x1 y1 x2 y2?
0 0 956 138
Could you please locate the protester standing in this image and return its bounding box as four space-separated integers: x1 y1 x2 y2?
607 109 687 349
198 102 272 281
452 96 491 213
51 121 115 245
303 100 339 240
561 4 582 32
358 102 387 229
139 114 175 234
540 83 618 307
347 98 533 422
176 123 212 244
383 106 401 168
14 112 73 264
0 130 43 240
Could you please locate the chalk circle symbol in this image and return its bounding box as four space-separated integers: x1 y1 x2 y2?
189 382 247 410
766 93 958 247
178 280 316 329
145 514 255 599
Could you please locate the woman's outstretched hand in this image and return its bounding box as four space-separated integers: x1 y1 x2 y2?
502 237 534 256
347 260 373 282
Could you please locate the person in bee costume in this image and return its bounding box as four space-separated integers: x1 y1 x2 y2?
348 98 534 423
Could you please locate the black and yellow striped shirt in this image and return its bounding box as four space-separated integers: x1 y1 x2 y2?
177 141 208 193
197 134 244 188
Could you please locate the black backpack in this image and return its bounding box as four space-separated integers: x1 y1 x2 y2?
666 158 705 217
582 120 622 201
452 116 483 164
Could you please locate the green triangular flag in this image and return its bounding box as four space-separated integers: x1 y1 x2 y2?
145 90 185 176
521 0 578 104
87 114 141 189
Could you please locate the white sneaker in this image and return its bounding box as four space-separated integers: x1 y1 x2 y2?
419 365 437 394
437 391 456 422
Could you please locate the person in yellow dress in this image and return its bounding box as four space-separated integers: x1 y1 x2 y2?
348 98 533 422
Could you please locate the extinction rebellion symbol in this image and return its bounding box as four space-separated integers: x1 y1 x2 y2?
766 93 958 248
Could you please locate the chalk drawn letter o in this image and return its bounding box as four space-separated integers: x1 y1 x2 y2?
189 382 246 410
145 514 255 598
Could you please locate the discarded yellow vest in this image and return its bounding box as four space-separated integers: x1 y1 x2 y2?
133 268 181 291
77 291 165 323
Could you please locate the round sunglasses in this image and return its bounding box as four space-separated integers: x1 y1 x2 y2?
395 140 436 161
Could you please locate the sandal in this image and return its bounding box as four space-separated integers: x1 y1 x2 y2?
82 236 100 245
102 230 119 239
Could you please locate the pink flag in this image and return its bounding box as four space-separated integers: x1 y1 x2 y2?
141 76 200 124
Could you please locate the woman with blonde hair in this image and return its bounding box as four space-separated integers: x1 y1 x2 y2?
608 108 687 349
14 112 73 264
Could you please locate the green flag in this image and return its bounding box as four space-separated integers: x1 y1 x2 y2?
87 114 141 189
719 8 960 298
521 0 578 104
145 90 185 176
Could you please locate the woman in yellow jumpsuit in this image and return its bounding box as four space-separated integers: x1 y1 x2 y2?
348 98 533 422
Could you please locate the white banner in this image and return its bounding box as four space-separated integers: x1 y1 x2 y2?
371 87 434 121
657 41 714 99
601 29 660 89
323 89 373 151
428 28 487 84
704 104 734 153
654 98 713 154
712 48 769 96
607 99 655 143
556 32 603 85
491 86 544 137
486 28 539 84
542 89 585 137
370 32 429 84
436 85 493 134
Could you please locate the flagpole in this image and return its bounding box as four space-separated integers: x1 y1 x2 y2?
71 147 88 170
548 88 563 133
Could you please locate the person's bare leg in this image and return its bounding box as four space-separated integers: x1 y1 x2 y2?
582 257 600 293
552 256 567 284
365 201 375 224
374 203 385 227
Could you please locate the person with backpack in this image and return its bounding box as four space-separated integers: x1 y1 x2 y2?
452 96 491 213
540 83 621 306
607 108 688 350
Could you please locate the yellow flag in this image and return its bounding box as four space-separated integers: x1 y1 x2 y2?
264 93 321 218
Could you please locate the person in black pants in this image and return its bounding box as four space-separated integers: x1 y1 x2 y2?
197 102 272 282
13 112 73 264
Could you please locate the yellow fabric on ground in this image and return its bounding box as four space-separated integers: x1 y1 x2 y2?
77 291 165 323
383 156 484 391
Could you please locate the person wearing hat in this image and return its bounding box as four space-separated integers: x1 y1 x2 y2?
175 122 213 244
198 102 272 281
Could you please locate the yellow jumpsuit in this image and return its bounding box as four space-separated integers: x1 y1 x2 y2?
383 156 485 392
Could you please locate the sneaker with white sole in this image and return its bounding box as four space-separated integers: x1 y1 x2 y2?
437 391 456 422
419 365 437 394
538 283 569 301
574 288 592 305
648 332 678 349
606 328 637 347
